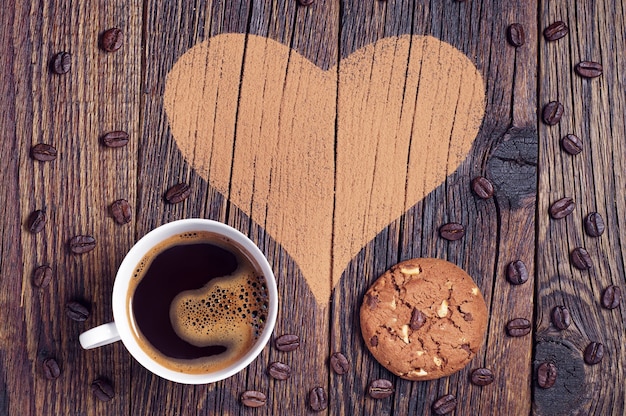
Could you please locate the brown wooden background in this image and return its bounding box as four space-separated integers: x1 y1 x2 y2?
1 0 625 414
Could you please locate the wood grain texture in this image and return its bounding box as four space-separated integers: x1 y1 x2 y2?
536 0 626 414
4 0 141 414
0 0 625 415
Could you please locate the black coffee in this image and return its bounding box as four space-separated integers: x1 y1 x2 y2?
128 232 269 374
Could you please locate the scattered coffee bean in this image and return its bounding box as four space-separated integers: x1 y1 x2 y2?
575 61 603 78
470 368 495 386
110 199 132 224
506 260 529 285
66 301 90 321
240 390 266 407
309 387 327 411
28 209 46 234
267 361 291 380
471 176 494 199
330 352 350 375
432 394 457 415
570 247 593 270
549 197 575 219
410 308 427 330
537 362 557 389
30 143 57 161
601 285 621 309
275 334 300 351
165 183 191 204
370 335 378 347
101 131 129 148
100 28 123 52
584 212 605 237
551 305 571 330
50 52 71 74
583 342 604 365
439 222 465 241
542 101 564 125
506 318 531 337
368 379 394 399
507 23 526 47
33 265 53 288
91 378 115 402
69 235 97 254
297 0 315 5
42 358 61 380
560 134 583 155
544 21 569 41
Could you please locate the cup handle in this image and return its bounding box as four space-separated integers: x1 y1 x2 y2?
79 322 121 349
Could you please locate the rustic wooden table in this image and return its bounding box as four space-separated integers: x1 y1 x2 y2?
2 0 625 414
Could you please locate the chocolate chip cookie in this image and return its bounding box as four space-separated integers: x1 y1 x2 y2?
360 258 488 380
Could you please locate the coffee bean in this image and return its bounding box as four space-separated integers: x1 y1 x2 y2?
439 222 465 241
506 260 529 285
471 176 494 199
368 379 394 399
28 210 46 234
575 61 603 78
297 0 315 5
100 28 123 52
570 247 593 270
165 183 191 204
110 199 132 224
66 301 90 321
267 361 291 380
583 342 604 365
549 197 575 219
584 212 605 237
69 235 96 254
330 352 350 375
240 390 266 407
542 101 564 125
507 23 525 47
42 358 61 380
544 21 569 41
101 131 129 148
560 134 583 155
432 394 457 415
33 265 53 288
551 305 571 330
470 368 494 386
601 285 621 309
309 387 327 411
30 143 57 161
275 334 300 351
506 318 531 337
537 362 557 389
410 308 427 330
50 52 71 74
91 378 115 402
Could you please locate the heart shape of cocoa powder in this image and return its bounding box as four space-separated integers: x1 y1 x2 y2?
164 34 485 305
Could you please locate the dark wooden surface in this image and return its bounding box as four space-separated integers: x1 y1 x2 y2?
1 0 625 415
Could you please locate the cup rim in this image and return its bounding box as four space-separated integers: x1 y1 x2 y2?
112 218 278 384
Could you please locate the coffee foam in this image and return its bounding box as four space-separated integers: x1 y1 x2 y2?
170 270 268 352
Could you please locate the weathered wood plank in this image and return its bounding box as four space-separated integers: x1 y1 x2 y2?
536 0 626 414
0 2 31 415
7 0 142 414
331 1 537 415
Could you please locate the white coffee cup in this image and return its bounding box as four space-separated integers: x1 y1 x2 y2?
79 218 278 384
